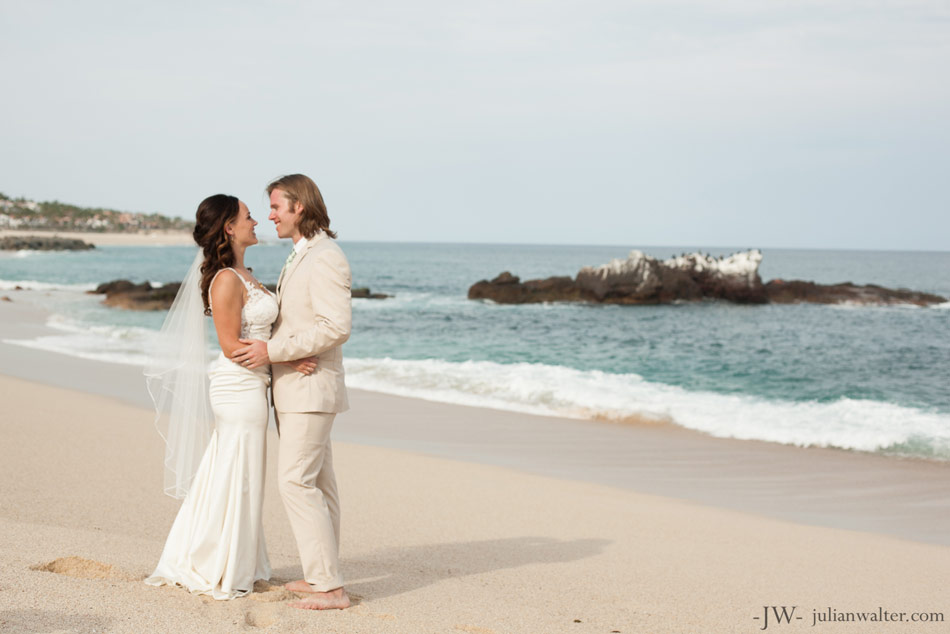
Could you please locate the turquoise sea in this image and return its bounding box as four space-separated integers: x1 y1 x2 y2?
2 242 949 459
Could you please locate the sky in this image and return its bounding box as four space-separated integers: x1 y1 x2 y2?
1 0 948 250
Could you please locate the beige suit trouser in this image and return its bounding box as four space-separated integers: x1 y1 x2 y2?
277 411 343 591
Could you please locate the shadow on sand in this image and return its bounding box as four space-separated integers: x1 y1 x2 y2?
273 535 610 601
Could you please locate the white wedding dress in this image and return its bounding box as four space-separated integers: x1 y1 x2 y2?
145 269 279 600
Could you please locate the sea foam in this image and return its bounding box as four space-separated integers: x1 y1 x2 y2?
345 357 950 460
0 279 97 292
3 315 158 366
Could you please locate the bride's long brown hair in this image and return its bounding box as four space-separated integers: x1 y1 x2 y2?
192 194 240 316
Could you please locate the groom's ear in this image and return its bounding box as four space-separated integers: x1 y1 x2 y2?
293 201 304 214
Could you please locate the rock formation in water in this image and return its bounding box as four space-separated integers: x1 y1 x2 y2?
763 279 945 306
468 250 946 307
0 235 95 251
93 280 392 310
351 287 392 299
470 250 768 305
91 280 182 311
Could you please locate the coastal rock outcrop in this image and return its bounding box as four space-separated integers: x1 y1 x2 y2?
576 249 768 304
0 235 95 251
468 272 595 304
93 280 393 310
469 250 768 305
764 279 945 307
91 280 181 311
469 250 947 307
352 287 392 299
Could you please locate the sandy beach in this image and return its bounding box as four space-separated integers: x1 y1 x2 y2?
0 229 194 247
1 296 949 633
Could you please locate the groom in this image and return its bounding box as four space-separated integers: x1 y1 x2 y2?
232 174 351 610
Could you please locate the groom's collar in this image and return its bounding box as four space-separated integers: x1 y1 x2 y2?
279 230 324 297
295 229 325 253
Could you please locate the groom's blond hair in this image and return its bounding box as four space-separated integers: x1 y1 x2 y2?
267 174 337 240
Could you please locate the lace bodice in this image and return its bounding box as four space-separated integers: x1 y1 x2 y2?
241 285 279 341
210 268 278 341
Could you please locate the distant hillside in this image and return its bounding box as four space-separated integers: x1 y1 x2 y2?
0 192 193 233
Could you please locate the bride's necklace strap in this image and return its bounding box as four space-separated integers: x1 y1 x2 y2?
225 267 260 289
212 267 249 290
209 267 253 313
215 267 270 296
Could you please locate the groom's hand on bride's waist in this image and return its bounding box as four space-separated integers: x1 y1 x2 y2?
233 339 270 369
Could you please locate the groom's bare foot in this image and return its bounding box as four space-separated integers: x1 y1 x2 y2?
288 586 350 610
284 579 318 593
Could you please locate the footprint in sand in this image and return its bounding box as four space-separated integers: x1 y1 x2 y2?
249 580 297 603
30 557 134 581
244 604 281 628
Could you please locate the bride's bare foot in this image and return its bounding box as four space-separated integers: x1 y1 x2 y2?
288 586 350 610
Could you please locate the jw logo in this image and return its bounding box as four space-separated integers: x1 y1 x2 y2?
754 606 803 630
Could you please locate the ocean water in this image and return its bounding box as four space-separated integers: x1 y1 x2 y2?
2 242 949 460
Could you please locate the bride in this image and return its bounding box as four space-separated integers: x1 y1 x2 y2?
144 194 315 599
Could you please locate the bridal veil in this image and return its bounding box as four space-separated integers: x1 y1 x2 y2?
144 250 214 499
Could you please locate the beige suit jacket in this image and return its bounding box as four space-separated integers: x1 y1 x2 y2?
267 231 351 414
